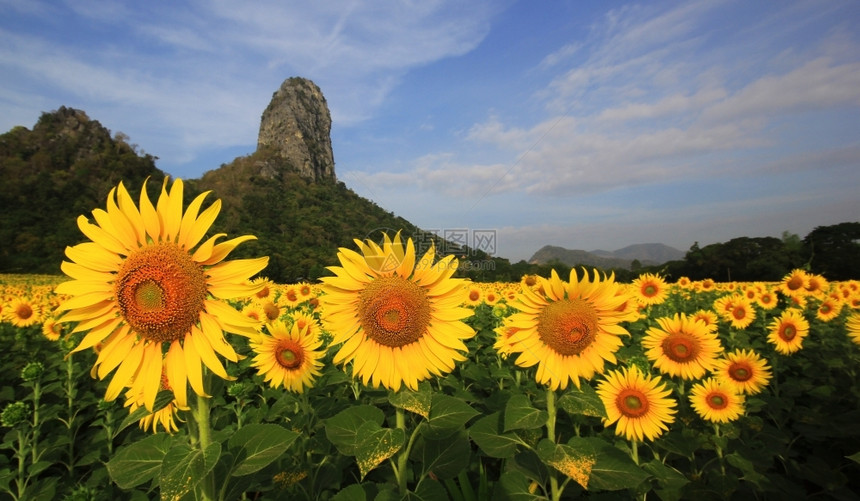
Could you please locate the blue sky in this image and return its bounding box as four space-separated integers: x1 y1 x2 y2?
2 0 859 263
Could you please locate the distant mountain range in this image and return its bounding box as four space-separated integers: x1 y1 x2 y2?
528 243 686 270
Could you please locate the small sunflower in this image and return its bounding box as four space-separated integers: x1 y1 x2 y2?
632 273 669 306
496 268 637 390
5 298 41 328
779 269 809 298
711 349 771 395
249 320 324 393
464 284 483 307
726 297 756 329
689 378 744 423
123 383 183 434
41 316 64 341
767 308 809 355
55 178 268 411
319 232 475 391
596 365 677 442
815 297 843 322
642 313 723 380
755 289 779 310
846 313 860 346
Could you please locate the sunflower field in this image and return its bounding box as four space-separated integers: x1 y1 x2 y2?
1 179 859 501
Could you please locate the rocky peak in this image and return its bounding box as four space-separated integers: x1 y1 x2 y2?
257 77 336 181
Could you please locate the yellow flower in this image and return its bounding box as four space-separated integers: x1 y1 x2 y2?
642 313 723 380
497 268 636 390
632 273 669 306
711 349 771 395
815 297 843 322
4 298 41 328
689 378 744 423
124 382 183 434
464 284 483 307
767 308 809 355
319 232 475 391
56 178 268 411
596 365 677 442
726 296 756 329
249 320 323 393
779 269 809 298
846 312 860 346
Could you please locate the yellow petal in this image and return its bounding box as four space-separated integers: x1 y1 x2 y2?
165 340 188 409
183 332 208 398
116 181 146 244
77 215 128 255
139 178 161 242
189 326 230 379
198 236 258 266
105 340 144 402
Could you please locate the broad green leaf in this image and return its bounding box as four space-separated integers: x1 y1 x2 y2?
536 438 595 489
389 383 432 418
468 412 524 459
580 437 649 491
405 477 449 501
159 442 221 501
107 433 173 489
228 423 300 476
642 459 688 501
330 483 368 501
424 394 479 440
113 390 176 439
504 394 548 432
412 429 470 480
354 422 405 479
325 405 384 456
725 453 769 488
496 470 545 500
557 385 606 418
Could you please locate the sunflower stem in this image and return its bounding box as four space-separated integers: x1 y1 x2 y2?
194 379 216 501
631 439 639 465
713 423 725 475
394 407 409 495
546 388 562 501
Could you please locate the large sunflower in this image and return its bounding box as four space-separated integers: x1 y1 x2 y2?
642 313 723 380
596 365 677 442
767 308 809 355
689 378 744 423
56 178 268 411
319 232 475 391
249 320 324 393
711 349 771 395
5 298 41 328
495 268 637 391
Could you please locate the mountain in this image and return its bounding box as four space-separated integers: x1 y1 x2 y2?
0 78 475 282
529 243 685 270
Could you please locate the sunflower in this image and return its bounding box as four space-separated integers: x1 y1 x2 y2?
319 232 475 391
288 310 321 339
805 274 829 298
464 284 483 307
278 285 301 309
4 298 41 328
689 378 744 423
767 308 809 355
632 273 669 306
596 365 677 442
296 281 316 303
258 299 283 323
41 317 64 341
123 381 183 434
691 309 719 328
779 269 809 298
496 268 637 391
55 178 268 411
711 349 771 395
846 313 860 346
676 276 692 289
755 289 778 310
815 297 843 322
726 297 756 329
642 313 723 380
249 320 323 393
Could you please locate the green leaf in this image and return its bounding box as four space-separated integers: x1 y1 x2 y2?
424 394 479 440
106 433 173 489
536 438 595 489
504 394 548 432
325 405 384 456
641 459 688 501
412 429 471 480
159 441 221 501
405 477 449 501
228 423 300 476
389 383 433 419
557 385 606 418
113 390 176 439
848 451 860 465
580 437 650 491
468 412 524 458
329 483 369 501
725 453 769 489
496 470 545 500
354 421 405 479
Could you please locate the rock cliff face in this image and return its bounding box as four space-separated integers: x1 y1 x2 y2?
257 77 336 181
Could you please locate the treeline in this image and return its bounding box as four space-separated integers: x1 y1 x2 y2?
457 223 860 283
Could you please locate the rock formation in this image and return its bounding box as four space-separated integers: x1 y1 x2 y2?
257 77 336 181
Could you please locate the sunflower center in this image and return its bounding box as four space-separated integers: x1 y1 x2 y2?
728 363 752 382
115 243 207 344
662 333 700 363
359 276 431 348
780 324 796 340
537 298 599 356
275 339 303 369
15 304 33 319
642 284 658 297
616 389 649 418
732 306 747 320
469 290 480 301
707 393 728 409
